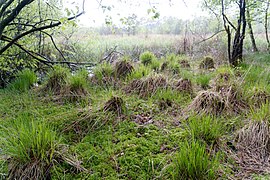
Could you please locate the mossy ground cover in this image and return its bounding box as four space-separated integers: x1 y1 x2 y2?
0 53 270 179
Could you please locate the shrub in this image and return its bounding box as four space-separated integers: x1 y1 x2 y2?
173 140 218 179
140 51 155 65
9 69 37 92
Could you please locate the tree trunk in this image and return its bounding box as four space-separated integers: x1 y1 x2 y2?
246 7 258 52
231 0 246 66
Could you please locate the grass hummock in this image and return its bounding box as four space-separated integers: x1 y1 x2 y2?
8 69 37 92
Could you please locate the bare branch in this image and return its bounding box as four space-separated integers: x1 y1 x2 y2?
0 0 14 17
1 35 95 67
41 30 67 62
0 11 84 55
195 30 226 44
0 0 35 36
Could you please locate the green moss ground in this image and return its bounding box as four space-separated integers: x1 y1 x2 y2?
1 53 270 179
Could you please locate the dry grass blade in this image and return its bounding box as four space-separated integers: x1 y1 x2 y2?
55 144 88 173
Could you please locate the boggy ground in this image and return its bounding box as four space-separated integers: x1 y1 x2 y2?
1 52 270 179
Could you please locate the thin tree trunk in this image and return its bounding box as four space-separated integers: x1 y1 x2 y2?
246 7 258 52
221 0 232 62
265 0 270 50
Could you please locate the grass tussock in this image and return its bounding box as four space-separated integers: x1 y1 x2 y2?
250 88 270 108
8 69 37 92
90 62 120 88
0 120 85 180
184 91 224 116
160 61 169 71
42 65 69 95
196 74 212 90
173 140 219 180
127 65 152 81
124 74 167 98
187 115 223 145
140 51 155 65
63 70 89 103
216 85 248 113
249 103 270 122
63 110 116 141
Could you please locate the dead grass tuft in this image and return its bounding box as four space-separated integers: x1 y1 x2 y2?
103 96 125 116
180 60 191 68
233 121 270 178
251 89 270 108
90 76 120 89
184 84 247 116
7 145 87 180
199 56 215 69
174 78 193 94
115 60 134 78
216 85 248 114
60 85 88 103
158 98 173 110
8 159 51 180
124 74 168 98
184 91 224 116
161 62 168 71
